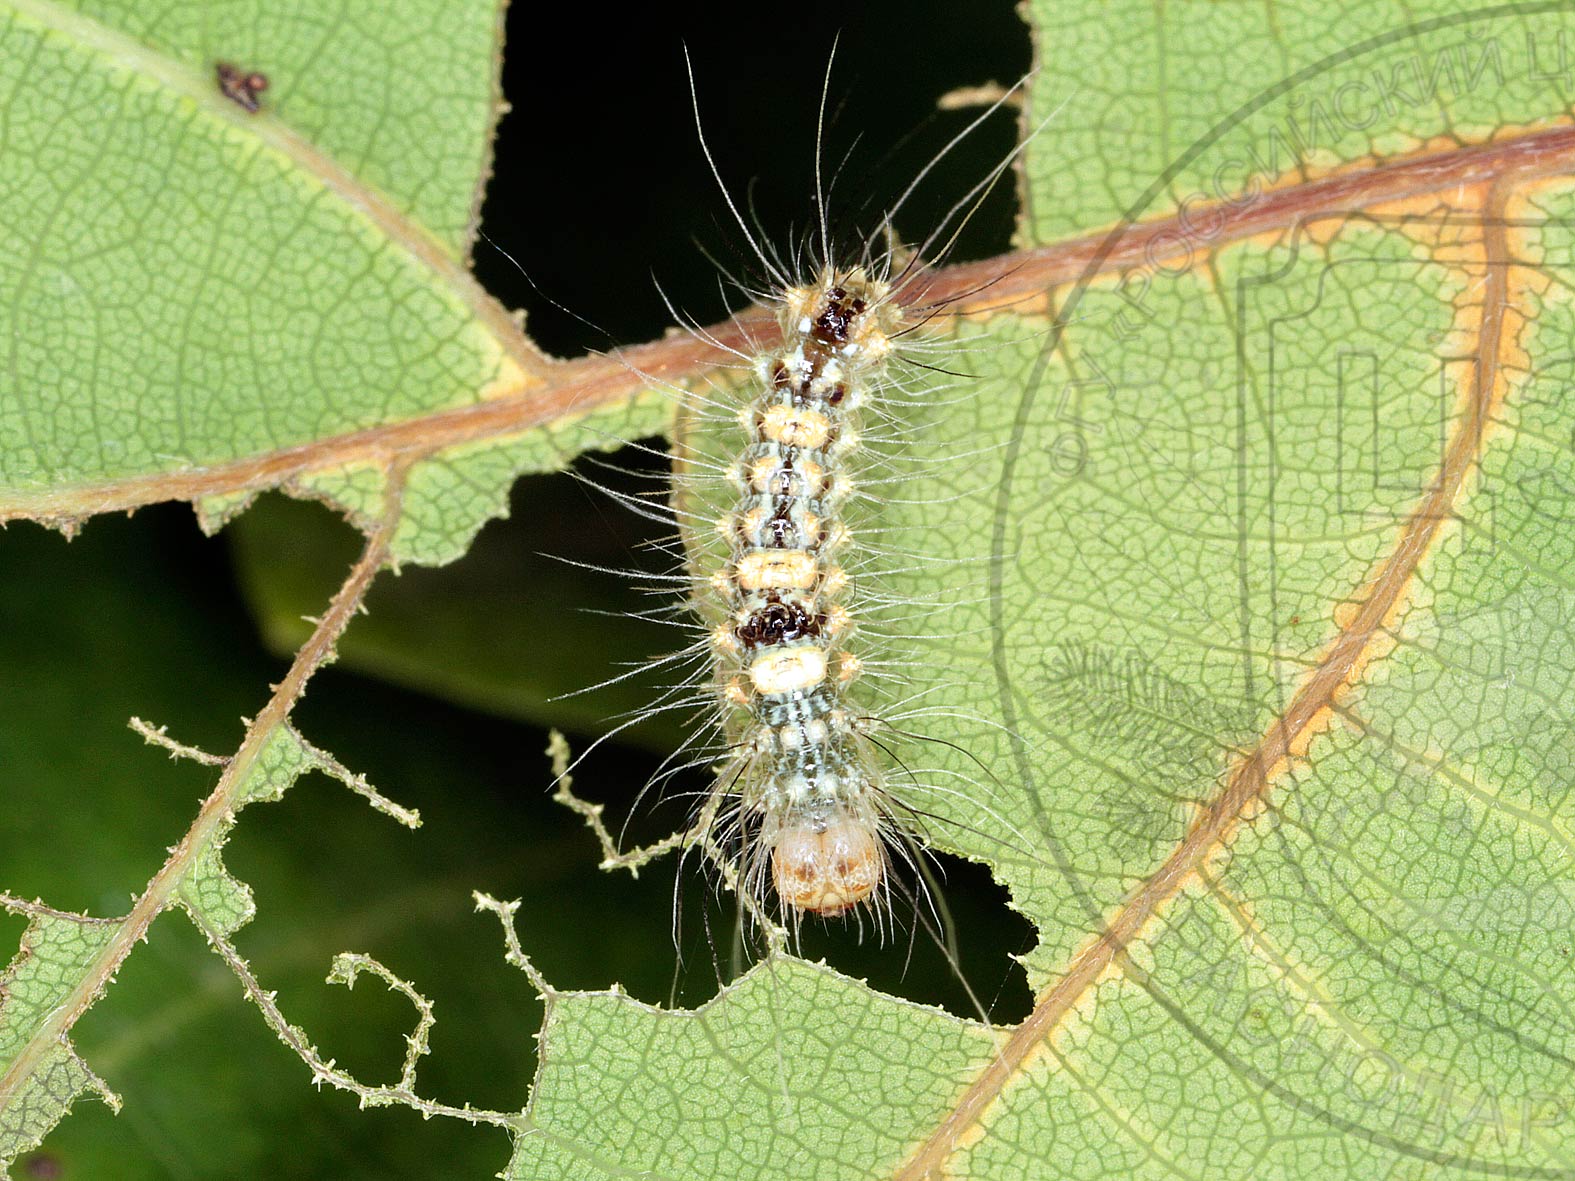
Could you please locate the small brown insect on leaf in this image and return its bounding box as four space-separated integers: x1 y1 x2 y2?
216 62 269 113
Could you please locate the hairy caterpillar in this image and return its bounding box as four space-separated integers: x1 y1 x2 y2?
551 50 1041 960
701 260 904 919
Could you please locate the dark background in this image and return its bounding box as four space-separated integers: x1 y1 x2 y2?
2 3 1036 1177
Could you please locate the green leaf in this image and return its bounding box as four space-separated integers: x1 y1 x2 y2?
0 905 121 1164
506 959 998 1180
39 0 503 251
0 0 672 563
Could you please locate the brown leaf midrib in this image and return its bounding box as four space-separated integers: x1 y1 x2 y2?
4 125 1574 525
889 180 1521 1179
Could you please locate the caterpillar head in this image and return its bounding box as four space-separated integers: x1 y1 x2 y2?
781 267 901 363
